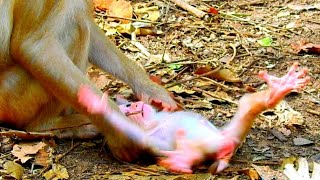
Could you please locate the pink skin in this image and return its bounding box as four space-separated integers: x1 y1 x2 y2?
158 62 310 173
119 102 237 173
78 63 310 174
137 93 175 111
157 129 237 173
78 87 108 115
258 62 309 107
158 129 203 173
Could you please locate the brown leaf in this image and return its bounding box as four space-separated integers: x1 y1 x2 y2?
93 0 113 11
108 0 133 23
194 66 212 74
291 40 320 54
11 142 47 163
247 168 260 180
134 6 160 22
211 68 241 82
35 148 51 167
168 85 195 95
195 66 241 83
252 164 287 180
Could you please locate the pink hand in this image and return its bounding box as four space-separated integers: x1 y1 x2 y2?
139 93 177 111
258 62 310 107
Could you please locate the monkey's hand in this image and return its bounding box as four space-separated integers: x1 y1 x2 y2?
134 82 177 111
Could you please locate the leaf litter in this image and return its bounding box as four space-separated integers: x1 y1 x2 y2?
1 0 320 179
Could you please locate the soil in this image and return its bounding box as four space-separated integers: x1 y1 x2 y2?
1 0 319 179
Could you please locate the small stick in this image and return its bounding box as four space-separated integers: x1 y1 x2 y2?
237 0 265 7
227 43 237 64
165 66 222 88
169 0 207 19
38 142 81 176
0 130 55 140
232 159 281 166
55 142 81 162
165 66 189 84
199 77 245 93
94 12 160 24
307 109 320 116
193 87 238 105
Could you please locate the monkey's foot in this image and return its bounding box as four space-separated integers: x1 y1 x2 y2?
208 140 235 174
258 62 310 107
158 129 203 173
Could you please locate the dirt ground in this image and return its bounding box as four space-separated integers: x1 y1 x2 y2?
1 0 319 179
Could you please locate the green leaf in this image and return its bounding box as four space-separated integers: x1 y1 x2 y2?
168 63 182 70
257 37 273 47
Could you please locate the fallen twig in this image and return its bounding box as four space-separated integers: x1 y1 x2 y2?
307 109 320 116
165 66 189 84
193 87 238 105
232 159 281 165
165 66 222 88
227 43 237 63
200 77 245 93
94 11 160 24
0 130 55 140
38 142 81 176
169 0 207 19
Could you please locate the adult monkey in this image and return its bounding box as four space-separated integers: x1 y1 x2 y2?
0 0 176 161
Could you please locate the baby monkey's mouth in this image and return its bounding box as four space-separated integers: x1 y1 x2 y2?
125 110 143 116
124 103 145 117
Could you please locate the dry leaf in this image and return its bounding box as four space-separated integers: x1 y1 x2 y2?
281 157 297 170
291 40 320 54
252 164 287 180
287 3 320 11
43 164 69 180
168 85 195 95
195 66 241 83
293 137 314 146
134 6 160 21
185 99 213 109
148 53 172 64
11 142 47 163
243 168 260 180
274 101 304 126
284 158 320 180
35 148 51 167
93 0 113 11
136 27 159 36
3 161 24 180
116 23 135 34
108 0 133 23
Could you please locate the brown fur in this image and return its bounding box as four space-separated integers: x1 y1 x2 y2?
0 0 176 147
